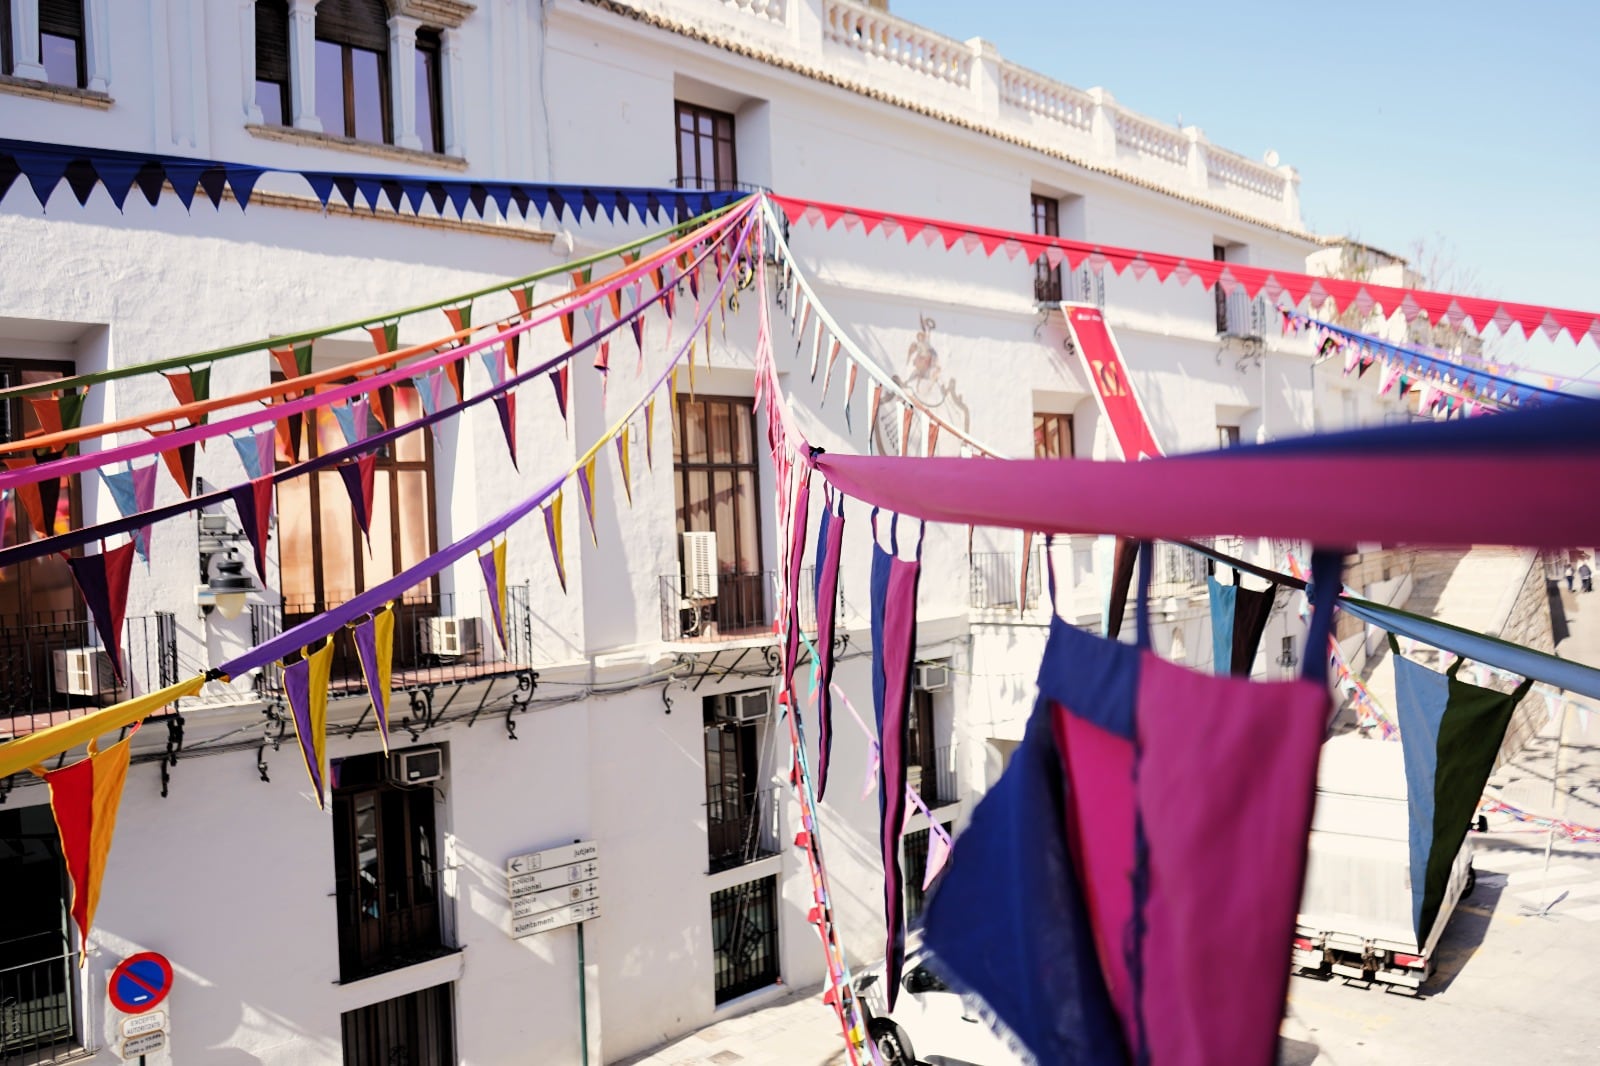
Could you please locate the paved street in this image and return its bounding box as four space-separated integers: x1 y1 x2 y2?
622 586 1600 1066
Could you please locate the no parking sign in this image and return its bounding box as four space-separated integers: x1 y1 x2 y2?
108 952 172 1014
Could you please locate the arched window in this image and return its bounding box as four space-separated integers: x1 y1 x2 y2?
314 0 391 142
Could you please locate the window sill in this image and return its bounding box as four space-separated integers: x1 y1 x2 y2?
335 944 463 987
245 123 467 171
705 852 783 893
0 75 112 109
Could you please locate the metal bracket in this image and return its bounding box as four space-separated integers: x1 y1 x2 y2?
402 687 438 742
505 670 538 740
466 678 499 729
159 714 186 799
761 645 782 676
255 743 271 783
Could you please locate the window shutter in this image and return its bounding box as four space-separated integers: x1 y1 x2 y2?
38 0 85 38
256 1 290 84
315 0 390 53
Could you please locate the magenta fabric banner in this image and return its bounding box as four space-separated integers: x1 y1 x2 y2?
812 493 846 800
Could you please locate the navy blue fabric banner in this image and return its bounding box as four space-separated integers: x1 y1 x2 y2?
0 138 747 223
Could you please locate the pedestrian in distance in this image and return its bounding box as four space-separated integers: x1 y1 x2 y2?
1566 563 1576 591
1582 561 1593 593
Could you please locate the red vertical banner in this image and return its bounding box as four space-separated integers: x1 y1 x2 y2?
1061 303 1163 460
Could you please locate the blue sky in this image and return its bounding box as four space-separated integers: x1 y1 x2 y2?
896 0 1600 376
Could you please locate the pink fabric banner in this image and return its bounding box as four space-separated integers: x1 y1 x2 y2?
814 451 1600 550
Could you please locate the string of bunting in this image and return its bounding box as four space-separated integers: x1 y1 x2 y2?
768 193 1600 347
1285 311 1568 416
0 185 748 401
0 206 750 495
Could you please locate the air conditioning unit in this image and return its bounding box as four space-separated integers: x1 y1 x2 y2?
915 661 951 692
681 531 719 600
53 648 118 697
422 616 480 659
719 690 771 725
391 747 444 785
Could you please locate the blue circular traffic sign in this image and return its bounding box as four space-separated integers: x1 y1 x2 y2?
108 952 172 1014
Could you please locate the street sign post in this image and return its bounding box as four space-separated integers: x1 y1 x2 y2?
108 952 173 1014
506 841 601 940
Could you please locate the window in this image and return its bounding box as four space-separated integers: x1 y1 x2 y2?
0 804 78 1061
675 102 737 191
905 688 951 806
673 395 764 634
1 359 88 724
254 0 291 125
1033 412 1073 459
903 821 954 923
1213 244 1230 334
414 28 443 154
703 692 775 872
37 1 85 88
1217 424 1241 449
1 2 12 76
331 751 449 981
341 983 455 1066
711 876 779 1004
315 0 390 142
1032 194 1061 303
275 381 437 623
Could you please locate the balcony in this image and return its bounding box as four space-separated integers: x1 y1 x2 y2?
0 936 78 1066
909 744 957 808
0 611 179 739
662 570 778 643
250 586 536 700
706 784 781 873
969 552 1044 614
334 868 448 983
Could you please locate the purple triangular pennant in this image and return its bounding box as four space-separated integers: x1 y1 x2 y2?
65 541 136 685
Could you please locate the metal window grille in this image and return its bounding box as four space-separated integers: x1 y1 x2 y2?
710 877 779 1003
339 983 455 1066
903 821 954 923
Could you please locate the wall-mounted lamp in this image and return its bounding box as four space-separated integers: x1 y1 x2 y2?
196 509 258 620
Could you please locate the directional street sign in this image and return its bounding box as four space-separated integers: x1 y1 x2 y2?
508 859 599 899
513 898 602 939
506 840 601 939
512 878 600 919
506 840 599 875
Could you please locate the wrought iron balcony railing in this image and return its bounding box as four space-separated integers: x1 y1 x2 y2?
706 784 780 873
0 934 79 1066
0 611 179 738
251 586 535 700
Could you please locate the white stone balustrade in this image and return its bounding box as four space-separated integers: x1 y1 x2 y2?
644 0 1300 226
998 62 1094 133
823 0 973 88
1112 110 1189 166
1204 146 1288 199
718 0 786 23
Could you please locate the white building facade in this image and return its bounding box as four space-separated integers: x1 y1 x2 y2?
0 2 1409 1063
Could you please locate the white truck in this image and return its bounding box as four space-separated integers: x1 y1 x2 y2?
1292 734 1476 991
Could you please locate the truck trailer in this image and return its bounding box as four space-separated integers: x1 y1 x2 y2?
1292 733 1475 990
